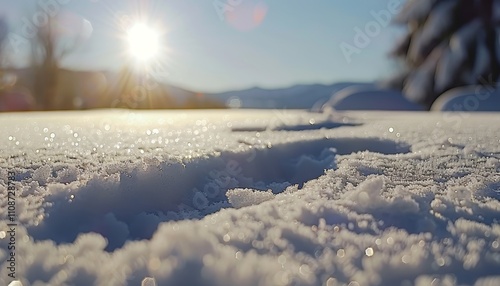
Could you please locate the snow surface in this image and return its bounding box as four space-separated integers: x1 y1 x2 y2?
1 109 500 286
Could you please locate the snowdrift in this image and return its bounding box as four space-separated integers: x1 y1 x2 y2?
322 86 424 112
431 85 500 112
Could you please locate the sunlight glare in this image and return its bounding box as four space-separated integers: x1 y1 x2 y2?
126 23 160 63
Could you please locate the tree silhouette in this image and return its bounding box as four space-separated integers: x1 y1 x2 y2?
390 0 500 108
31 15 87 110
0 17 7 59
0 17 8 79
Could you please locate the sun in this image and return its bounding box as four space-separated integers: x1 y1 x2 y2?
126 23 160 63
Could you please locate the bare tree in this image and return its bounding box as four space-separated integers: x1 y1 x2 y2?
31 15 87 110
0 17 8 78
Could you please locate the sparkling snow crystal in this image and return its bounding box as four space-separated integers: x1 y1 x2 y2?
226 188 275 208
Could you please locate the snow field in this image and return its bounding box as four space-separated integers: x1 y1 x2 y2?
0 110 499 285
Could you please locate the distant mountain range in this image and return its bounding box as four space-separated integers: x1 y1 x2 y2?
3 67 374 110
205 82 375 109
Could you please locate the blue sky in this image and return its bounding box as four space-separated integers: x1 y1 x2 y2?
1 0 406 92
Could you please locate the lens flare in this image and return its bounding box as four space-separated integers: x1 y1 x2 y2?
226 0 268 31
